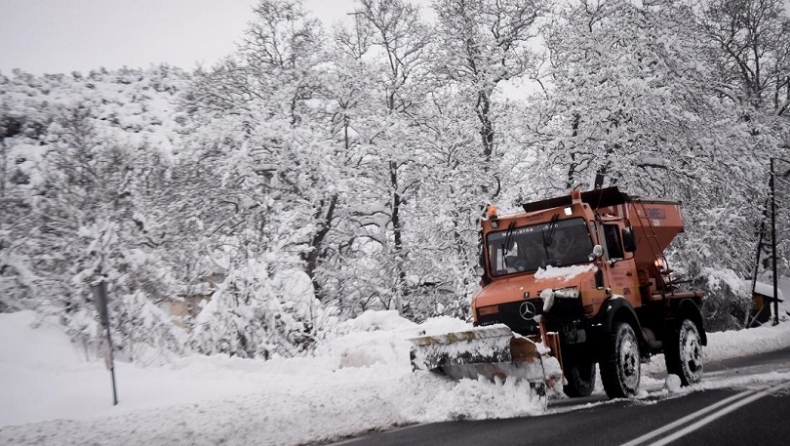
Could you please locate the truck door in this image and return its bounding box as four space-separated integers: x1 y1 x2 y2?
602 223 641 309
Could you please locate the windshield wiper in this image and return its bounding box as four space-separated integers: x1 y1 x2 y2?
502 221 517 254
542 214 560 266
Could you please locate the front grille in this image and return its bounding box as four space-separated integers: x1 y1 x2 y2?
477 298 544 336
543 298 585 326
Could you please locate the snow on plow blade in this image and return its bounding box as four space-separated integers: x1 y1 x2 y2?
409 325 550 391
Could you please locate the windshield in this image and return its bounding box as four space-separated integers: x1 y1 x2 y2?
486 217 593 277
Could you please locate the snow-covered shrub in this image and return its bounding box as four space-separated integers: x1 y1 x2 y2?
68 221 183 362
189 262 319 359
0 232 39 313
694 268 751 332
113 290 185 363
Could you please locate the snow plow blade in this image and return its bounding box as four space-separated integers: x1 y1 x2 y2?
409 325 551 391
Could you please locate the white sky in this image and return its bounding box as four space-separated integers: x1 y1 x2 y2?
0 0 362 75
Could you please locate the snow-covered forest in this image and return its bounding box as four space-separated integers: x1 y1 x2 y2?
1 0 789 362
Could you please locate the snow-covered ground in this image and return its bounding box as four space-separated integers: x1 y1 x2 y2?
2 310 790 446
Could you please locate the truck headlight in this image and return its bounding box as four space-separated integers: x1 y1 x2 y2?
540 287 580 313
553 287 580 299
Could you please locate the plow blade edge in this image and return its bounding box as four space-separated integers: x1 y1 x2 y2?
409 325 548 386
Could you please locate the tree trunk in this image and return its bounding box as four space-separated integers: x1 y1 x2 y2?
390 160 405 313
477 90 494 165
303 194 338 302
566 114 581 190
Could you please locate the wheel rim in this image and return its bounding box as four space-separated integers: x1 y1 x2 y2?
619 328 640 394
679 319 703 383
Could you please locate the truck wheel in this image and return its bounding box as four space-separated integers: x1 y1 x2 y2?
600 322 641 398
563 361 596 397
665 318 703 386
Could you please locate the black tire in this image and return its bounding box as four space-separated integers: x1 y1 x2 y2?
563 361 596 397
665 318 703 386
600 322 641 398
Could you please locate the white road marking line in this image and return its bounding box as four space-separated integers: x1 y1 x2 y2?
620 389 757 446
645 380 790 446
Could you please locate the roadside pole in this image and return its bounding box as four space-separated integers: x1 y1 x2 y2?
771 158 779 325
91 278 118 405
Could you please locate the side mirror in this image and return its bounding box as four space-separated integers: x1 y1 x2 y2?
591 245 604 259
622 227 637 253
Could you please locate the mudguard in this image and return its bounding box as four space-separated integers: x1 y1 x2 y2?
599 298 647 349
674 298 707 345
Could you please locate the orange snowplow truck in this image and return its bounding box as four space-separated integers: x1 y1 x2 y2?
472 187 706 398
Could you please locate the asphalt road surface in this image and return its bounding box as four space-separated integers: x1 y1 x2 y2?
332 347 790 446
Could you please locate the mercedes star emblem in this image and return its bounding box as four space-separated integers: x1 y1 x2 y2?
519 301 537 320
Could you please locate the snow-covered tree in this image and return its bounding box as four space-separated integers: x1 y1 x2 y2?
431 0 547 170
